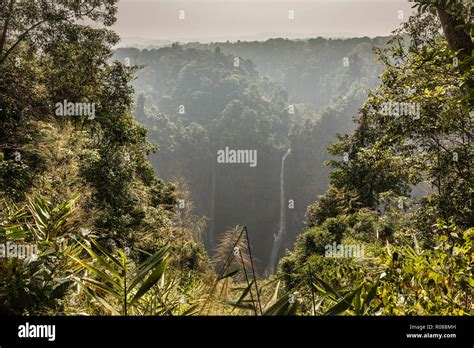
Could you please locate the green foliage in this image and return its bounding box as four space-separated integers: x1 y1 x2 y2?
373 225 472 315
0 195 82 315
262 293 297 316
278 11 473 316
412 0 474 39
0 0 211 316
0 194 206 316
0 0 181 247
69 239 172 315
280 222 472 315
1 0 472 318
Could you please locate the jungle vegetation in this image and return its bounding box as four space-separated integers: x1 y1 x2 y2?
0 0 472 316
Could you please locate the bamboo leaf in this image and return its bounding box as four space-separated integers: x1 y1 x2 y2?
80 277 122 300
78 240 123 281
224 300 255 310
5 226 26 240
264 280 280 311
263 294 296 316
235 280 254 307
68 254 122 290
181 304 199 316
129 248 168 291
90 239 122 268
131 256 169 305
312 275 340 299
217 269 239 281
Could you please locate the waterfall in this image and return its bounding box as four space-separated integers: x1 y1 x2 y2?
270 148 291 273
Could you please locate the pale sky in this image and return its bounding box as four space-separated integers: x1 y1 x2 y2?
115 0 416 44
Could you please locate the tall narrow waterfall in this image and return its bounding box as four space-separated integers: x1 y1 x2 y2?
270 148 291 273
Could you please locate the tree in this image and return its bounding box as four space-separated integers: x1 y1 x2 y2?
278 9 473 315
0 0 195 278
0 0 118 64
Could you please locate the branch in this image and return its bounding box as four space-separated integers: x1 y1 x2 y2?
0 2 101 64
0 0 16 57
0 17 51 64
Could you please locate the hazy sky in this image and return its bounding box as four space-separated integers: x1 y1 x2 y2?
115 0 416 44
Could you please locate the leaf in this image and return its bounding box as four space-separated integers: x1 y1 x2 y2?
90 238 122 268
5 226 26 240
86 288 121 315
181 304 199 316
224 300 255 310
80 277 122 300
235 280 254 308
312 275 340 299
362 281 379 314
263 294 297 316
324 284 363 316
264 280 280 312
131 256 169 305
217 269 239 281
353 286 362 315
68 254 121 290
129 248 169 291
78 239 122 281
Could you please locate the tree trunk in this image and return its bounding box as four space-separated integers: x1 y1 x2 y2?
436 5 473 59
0 0 16 59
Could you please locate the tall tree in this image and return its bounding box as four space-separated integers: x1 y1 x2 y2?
0 0 117 64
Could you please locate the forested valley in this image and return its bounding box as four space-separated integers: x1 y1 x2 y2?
0 0 472 317
114 37 384 272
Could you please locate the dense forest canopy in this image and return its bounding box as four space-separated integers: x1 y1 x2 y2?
0 0 472 317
